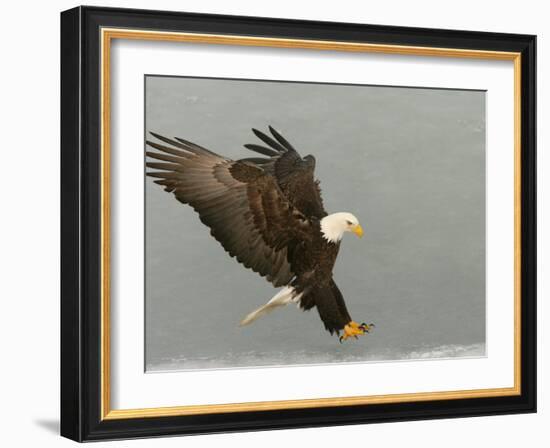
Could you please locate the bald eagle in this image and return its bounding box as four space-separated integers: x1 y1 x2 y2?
146 126 373 342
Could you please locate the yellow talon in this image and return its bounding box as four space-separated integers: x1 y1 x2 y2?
340 323 364 342
339 321 374 342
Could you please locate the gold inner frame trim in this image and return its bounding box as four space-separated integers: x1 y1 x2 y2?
100 27 522 420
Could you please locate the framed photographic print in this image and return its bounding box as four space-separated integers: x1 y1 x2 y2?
60 6 537 442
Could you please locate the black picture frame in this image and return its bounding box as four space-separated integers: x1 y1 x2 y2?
61 5 536 442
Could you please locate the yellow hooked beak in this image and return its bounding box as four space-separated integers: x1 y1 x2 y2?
352 223 364 238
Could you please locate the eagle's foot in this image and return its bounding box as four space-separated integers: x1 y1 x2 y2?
339 321 374 343
351 320 375 333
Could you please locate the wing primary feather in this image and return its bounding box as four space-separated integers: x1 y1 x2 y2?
268 126 296 152
149 132 193 151
252 128 287 153
146 162 183 172
149 132 220 158
146 141 191 158
147 171 181 179
153 179 176 190
146 151 187 164
174 137 222 157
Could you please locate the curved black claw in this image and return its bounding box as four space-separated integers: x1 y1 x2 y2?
339 336 344 344
359 322 375 333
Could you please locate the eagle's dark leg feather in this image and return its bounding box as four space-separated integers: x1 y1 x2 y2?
329 280 352 324
299 280 374 341
328 280 374 340
303 285 349 335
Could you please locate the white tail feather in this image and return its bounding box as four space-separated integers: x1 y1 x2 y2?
239 286 302 326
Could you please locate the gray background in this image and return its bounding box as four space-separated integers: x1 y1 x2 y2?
145 76 486 371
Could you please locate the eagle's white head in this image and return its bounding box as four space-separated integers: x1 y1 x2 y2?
320 212 363 243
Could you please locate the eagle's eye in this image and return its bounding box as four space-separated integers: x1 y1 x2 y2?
346 220 353 226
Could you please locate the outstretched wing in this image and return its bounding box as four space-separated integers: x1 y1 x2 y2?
243 126 327 219
146 132 312 287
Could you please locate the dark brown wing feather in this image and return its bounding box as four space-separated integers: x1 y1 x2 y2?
146 133 312 287
243 126 327 219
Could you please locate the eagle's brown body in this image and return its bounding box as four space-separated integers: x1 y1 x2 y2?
146 127 356 335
